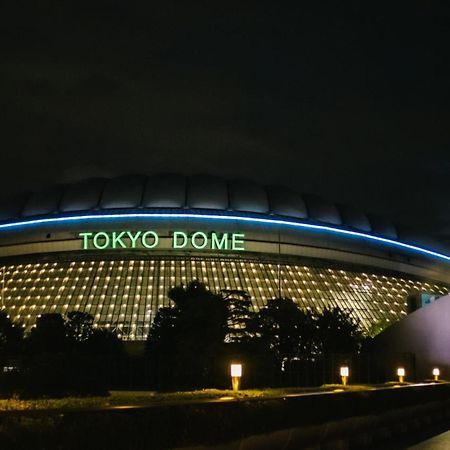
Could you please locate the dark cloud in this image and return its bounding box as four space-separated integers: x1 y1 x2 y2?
1 1 449 242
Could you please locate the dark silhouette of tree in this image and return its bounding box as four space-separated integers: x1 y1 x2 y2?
256 298 317 370
221 290 276 386
315 307 362 354
0 312 24 396
66 311 94 344
21 312 123 397
222 290 258 344
64 311 123 355
146 284 365 390
147 307 179 349
146 306 179 387
26 311 123 355
0 311 23 360
27 313 68 354
87 328 123 355
147 280 228 389
23 314 71 397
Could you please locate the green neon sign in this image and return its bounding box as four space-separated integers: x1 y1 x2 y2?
79 231 245 251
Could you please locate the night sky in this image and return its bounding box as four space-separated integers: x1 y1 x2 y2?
2 2 449 244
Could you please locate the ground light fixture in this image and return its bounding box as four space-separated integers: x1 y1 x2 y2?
340 366 349 386
230 363 242 392
397 368 405 383
433 368 440 381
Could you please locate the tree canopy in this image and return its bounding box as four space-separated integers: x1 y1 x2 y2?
256 298 317 369
147 280 229 389
0 311 23 363
146 281 364 389
315 307 362 354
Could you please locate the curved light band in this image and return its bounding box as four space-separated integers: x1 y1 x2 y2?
0 212 449 263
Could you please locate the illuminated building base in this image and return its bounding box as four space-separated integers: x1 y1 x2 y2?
2 256 448 340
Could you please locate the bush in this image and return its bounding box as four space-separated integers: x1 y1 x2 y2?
20 353 110 398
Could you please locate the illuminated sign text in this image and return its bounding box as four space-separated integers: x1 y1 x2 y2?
79 231 245 251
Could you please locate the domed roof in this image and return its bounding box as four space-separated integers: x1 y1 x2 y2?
0 173 401 239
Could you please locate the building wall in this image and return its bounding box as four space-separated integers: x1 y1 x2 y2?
1 255 448 340
1 214 450 341
371 294 450 379
1 215 450 281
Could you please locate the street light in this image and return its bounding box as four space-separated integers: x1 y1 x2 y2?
397 367 405 383
340 366 349 386
433 368 440 381
230 363 242 392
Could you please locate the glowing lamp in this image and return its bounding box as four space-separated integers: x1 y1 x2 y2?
397 368 405 383
340 366 349 386
231 364 242 378
433 368 440 381
230 363 242 391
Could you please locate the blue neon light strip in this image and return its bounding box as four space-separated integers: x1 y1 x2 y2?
0 212 449 263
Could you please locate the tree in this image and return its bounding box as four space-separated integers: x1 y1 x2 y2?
0 311 24 397
66 311 94 344
222 290 258 345
221 290 276 386
87 328 123 355
147 306 180 349
27 313 68 354
256 298 316 370
0 311 23 361
315 307 362 354
22 312 123 397
66 310 123 355
147 281 229 389
27 311 122 355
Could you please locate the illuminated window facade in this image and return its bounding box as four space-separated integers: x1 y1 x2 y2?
1 257 448 340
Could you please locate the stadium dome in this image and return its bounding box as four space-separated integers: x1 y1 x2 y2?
0 174 403 237
0 174 449 340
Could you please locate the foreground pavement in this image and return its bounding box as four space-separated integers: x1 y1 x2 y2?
407 429 450 449
1 382 450 449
